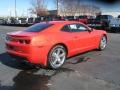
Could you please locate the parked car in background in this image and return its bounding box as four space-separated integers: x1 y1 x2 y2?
77 15 88 24
118 15 120 18
34 17 41 24
2 19 7 25
33 16 51 24
87 15 114 31
64 16 76 21
52 16 63 21
3 18 19 25
26 17 35 25
18 18 27 25
10 18 19 25
0 19 4 25
6 21 107 69
6 18 11 25
109 16 120 32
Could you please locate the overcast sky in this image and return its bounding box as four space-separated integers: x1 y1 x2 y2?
0 0 120 17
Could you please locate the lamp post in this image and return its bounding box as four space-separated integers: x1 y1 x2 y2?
8 9 12 17
15 0 17 17
57 0 59 15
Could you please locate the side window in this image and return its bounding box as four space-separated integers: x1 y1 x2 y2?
69 24 78 32
62 24 78 32
61 24 88 32
61 25 70 32
77 24 87 31
69 24 77 29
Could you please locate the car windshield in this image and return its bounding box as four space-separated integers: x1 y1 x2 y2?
25 23 53 32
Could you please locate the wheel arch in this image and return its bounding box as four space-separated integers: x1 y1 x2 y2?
103 34 108 41
97 33 107 51
46 43 68 69
49 43 68 56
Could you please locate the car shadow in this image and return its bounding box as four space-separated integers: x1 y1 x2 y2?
13 70 50 90
0 66 74 90
65 50 97 65
0 50 95 70
0 54 75 90
0 53 35 70
0 69 50 90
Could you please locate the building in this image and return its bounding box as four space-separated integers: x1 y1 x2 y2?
58 2 101 16
102 11 120 17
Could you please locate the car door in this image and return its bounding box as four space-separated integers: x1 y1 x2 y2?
61 24 77 55
69 24 99 53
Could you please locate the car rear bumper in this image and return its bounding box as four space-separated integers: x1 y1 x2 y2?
6 42 48 66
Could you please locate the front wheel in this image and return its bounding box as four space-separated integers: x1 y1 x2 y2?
48 45 67 69
98 35 107 51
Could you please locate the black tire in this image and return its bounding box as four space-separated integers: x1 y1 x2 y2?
98 35 107 51
47 45 67 69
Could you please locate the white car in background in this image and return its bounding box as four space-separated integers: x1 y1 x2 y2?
109 17 120 32
0 19 4 24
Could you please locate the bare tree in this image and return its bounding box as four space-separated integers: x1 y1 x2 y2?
58 0 81 16
29 0 49 17
56 0 101 16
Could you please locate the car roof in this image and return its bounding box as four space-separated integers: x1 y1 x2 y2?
37 21 86 32
41 21 83 25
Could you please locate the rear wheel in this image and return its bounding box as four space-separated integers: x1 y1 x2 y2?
48 45 67 69
98 35 107 51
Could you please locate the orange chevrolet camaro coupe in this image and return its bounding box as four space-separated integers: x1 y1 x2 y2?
5 21 107 69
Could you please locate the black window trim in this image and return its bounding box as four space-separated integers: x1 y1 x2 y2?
25 23 54 32
61 23 89 32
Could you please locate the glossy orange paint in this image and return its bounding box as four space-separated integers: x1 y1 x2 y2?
5 21 107 66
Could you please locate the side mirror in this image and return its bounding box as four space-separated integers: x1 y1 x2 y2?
88 28 93 32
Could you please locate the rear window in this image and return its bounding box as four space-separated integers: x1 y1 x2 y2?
25 23 53 32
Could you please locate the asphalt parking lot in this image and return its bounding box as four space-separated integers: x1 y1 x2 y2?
0 25 120 90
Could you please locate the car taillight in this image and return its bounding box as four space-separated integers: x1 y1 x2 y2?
25 40 31 44
19 40 24 44
19 39 31 44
